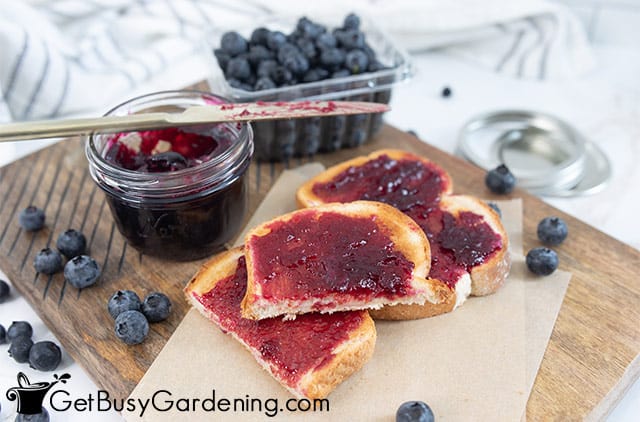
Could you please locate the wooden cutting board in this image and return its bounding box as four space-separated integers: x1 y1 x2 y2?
1 124 639 420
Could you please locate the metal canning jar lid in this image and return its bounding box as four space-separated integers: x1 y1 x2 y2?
457 110 611 197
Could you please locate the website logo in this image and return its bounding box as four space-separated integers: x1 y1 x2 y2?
6 372 71 415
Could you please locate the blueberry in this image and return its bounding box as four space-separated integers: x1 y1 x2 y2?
485 164 516 194
29 341 62 371
442 86 452 98
108 290 142 319
8 335 33 363
526 247 559 276
343 13 361 30
19 206 45 231
142 292 172 322
316 33 337 49
0 279 9 303
250 27 270 46
537 217 568 245
56 229 87 258
277 44 309 75
15 406 49 422
345 50 369 74
332 69 351 78
396 401 435 422
297 17 325 39
225 57 251 81
220 31 248 56
247 45 274 68
335 29 365 50
254 77 276 91
227 78 254 91
257 59 278 78
320 48 346 70
0 324 6 344
269 66 293 86
487 202 502 218
34 248 63 275
146 151 188 172
213 48 231 72
266 31 287 51
7 321 33 341
302 68 329 83
115 310 149 345
295 37 317 61
64 255 100 289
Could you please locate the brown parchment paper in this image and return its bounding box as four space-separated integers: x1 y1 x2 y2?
125 164 571 422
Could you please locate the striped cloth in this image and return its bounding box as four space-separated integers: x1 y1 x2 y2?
0 0 594 123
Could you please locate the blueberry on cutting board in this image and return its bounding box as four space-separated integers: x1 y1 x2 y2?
485 164 516 194
537 217 568 245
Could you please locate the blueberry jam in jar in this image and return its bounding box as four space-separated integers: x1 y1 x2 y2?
86 91 253 261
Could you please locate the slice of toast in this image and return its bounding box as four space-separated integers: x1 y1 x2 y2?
296 149 510 320
185 247 376 399
242 201 452 320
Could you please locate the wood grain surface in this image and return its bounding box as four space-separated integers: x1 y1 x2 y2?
1 125 639 420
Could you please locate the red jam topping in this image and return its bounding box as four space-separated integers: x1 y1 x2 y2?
194 256 366 385
311 155 449 212
104 127 232 172
249 210 415 301
311 154 502 287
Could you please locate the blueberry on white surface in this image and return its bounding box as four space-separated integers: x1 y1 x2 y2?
15 406 50 422
115 310 149 345
0 279 10 303
526 247 559 276
29 341 62 371
537 217 568 245
7 321 33 341
9 336 34 363
396 401 435 422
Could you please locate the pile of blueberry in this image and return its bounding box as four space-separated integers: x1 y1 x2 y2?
20 206 101 289
2 320 63 371
483 165 569 276
214 13 385 91
108 290 172 345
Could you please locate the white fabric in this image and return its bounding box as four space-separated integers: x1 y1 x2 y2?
0 0 595 123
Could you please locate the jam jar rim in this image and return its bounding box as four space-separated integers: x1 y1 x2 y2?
85 90 254 203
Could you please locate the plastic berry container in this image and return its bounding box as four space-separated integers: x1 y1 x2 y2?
85 91 254 261
206 14 413 161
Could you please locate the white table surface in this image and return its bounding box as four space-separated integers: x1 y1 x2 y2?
1 44 639 421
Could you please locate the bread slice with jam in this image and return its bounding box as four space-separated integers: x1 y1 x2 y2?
241 200 452 320
185 246 376 399
296 149 511 320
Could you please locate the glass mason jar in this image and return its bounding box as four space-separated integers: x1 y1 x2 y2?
85 91 253 261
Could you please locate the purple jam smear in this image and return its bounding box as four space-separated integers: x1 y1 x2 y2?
311 153 503 287
194 255 367 386
104 127 233 172
248 210 415 302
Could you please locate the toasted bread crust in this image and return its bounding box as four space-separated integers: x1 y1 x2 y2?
242 201 453 320
369 287 457 320
296 149 454 208
299 314 376 398
185 247 376 399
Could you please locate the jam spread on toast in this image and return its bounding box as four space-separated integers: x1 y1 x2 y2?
194 256 366 385
248 210 415 301
311 154 502 288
